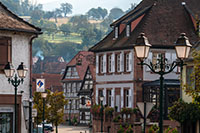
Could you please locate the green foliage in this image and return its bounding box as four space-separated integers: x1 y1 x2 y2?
121 108 133 114
148 124 159 133
117 125 125 133
87 7 108 20
113 115 121 122
164 127 178 133
60 2 73 17
109 8 124 19
104 107 114 116
91 104 101 114
125 125 134 133
168 99 200 123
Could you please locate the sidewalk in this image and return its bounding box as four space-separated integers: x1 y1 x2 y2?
53 125 92 133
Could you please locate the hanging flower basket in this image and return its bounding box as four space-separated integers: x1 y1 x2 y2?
120 108 133 114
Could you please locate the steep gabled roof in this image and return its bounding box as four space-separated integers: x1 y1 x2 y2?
90 0 200 52
62 51 94 81
0 2 41 34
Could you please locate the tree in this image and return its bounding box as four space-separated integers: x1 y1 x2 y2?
60 2 73 17
125 3 137 13
109 8 124 19
53 8 62 22
48 91 67 133
87 7 107 20
44 11 54 20
59 23 71 36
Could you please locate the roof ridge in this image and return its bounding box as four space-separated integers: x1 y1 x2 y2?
0 2 41 33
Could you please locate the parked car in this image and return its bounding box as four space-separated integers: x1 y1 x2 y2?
44 123 54 132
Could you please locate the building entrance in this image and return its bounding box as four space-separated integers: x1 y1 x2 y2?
0 113 13 133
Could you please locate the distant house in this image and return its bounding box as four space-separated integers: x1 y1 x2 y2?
61 51 94 124
0 2 41 133
78 65 95 125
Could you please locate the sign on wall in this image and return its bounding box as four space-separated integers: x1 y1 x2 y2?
36 79 45 92
32 109 37 117
86 100 91 107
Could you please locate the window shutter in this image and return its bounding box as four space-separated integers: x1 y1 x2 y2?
146 52 152 71
96 89 98 104
111 89 114 107
111 53 115 72
172 53 177 72
121 88 123 108
103 54 106 73
96 55 99 74
128 89 132 108
103 89 106 105
128 52 132 72
165 53 171 71
120 52 124 72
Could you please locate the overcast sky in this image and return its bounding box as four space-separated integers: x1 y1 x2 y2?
36 0 142 15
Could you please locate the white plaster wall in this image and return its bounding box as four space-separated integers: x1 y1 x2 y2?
143 49 180 81
0 32 32 133
96 50 134 82
96 83 134 108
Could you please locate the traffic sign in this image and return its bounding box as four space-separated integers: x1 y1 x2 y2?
137 102 154 118
32 109 37 117
36 79 45 92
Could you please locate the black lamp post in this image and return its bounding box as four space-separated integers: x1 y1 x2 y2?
41 92 47 133
100 94 104 133
69 99 72 125
134 33 191 133
4 62 28 133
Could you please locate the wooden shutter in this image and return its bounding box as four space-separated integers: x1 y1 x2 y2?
0 37 11 72
111 53 115 72
96 55 99 74
128 52 132 72
103 54 106 73
120 52 124 72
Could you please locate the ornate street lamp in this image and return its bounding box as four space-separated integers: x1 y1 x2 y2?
68 99 72 125
134 33 191 133
41 92 47 133
100 93 104 133
4 62 28 133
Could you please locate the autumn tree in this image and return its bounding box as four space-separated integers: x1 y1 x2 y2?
48 91 67 133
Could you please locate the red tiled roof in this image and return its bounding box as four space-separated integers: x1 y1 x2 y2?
0 2 41 34
62 51 95 81
90 0 200 52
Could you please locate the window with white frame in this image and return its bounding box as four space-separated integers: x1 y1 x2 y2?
72 83 76 93
67 83 71 93
65 67 79 78
98 89 103 104
100 55 104 73
152 52 165 71
115 27 118 38
125 53 130 71
108 54 112 73
116 54 121 72
126 25 130 37
107 90 112 106
124 89 129 107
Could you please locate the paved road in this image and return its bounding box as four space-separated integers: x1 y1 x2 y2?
53 125 92 133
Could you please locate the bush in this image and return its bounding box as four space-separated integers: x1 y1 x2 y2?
164 127 178 133
148 124 159 133
125 125 133 133
113 115 121 122
105 107 114 116
121 108 133 114
117 125 125 133
91 104 101 114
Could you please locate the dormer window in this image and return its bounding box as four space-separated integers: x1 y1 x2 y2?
115 27 119 38
126 25 130 37
65 66 79 79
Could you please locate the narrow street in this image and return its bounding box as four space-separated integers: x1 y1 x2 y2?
53 125 92 133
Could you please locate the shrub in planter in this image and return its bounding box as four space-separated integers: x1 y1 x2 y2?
125 125 133 133
164 127 178 133
91 104 101 114
121 108 133 114
148 124 159 133
117 125 125 133
105 107 114 116
113 115 121 122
